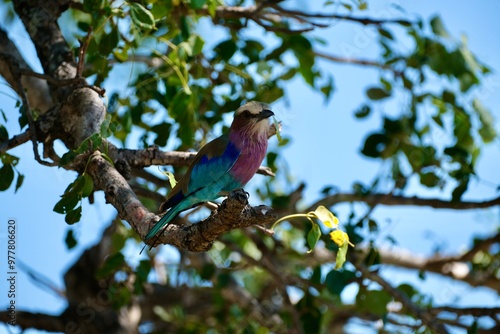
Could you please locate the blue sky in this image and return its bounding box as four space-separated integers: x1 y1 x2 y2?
0 1 499 333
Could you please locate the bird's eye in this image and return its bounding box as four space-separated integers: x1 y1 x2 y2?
242 110 252 118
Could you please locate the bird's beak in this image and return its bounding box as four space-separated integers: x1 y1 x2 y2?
257 109 274 121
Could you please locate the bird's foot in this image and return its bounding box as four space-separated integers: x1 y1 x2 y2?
231 188 250 204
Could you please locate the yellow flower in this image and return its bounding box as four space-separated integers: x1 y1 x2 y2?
330 230 349 247
313 205 339 228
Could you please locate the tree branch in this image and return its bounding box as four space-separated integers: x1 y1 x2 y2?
356 263 448 334
108 144 275 177
430 306 500 319
0 130 30 154
86 151 276 252
0 310 65 332
315 51 402 76
13 0 76 102
378 234 500 292
270 5 413 26
0 28 53 112
309 192 500 211
193 4 413 34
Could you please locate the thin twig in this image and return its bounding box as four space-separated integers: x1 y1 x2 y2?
271 5 414 26
357 263 448 334
308 192 500 211
18 69 106 96
315 51 403 77
9 59 57 166
77 26 93 77
0 130 30 154
18 260 65 299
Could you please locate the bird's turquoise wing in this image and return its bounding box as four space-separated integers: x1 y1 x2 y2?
188 138 241 193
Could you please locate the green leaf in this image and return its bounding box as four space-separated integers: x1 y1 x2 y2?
378 28 393 40
307 223 321 251
364 247 381 267
96 252 126 278
0 125 8 142
288 35 316 86
473 99 496 143
75 133 103 154
18 104 28 130
100 152 114 165
53 177 83 214
397 283 418 299
53 193 80 214
452 179 469 201
419 172 440 188
0 164 14 191
65 229 78 250
151 122 172 146
468 320 479 334
366 87 390 100
361 133 390 158
136 259 152 282
214 39 237 62
129 3 156 30
200 263 215 280
320 76 335 101
335 241 348 269
99 26 120 56
190 0 206 10
272 117 283 145
14 172 24 193
242 39 264 63
325 269 355 295
165 171 177 189
100 114 113 138
207 0 217 17
65 206 82 225
442 90 455 104
188 34 205 56
59 151 78 167
169 91 196 145
81 174 94 198
356 289 391 316
354 105 371 119
296 293 322 334
0 109 7 122
430 15 450 38
71 176 86 194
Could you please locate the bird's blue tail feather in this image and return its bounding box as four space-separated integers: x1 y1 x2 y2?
145 206 182 240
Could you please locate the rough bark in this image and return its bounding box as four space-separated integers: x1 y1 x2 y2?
0 28 53 112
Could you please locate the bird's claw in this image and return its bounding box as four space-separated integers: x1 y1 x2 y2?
231 188 250 203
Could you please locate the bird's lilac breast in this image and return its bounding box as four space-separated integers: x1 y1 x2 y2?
228 138 268 188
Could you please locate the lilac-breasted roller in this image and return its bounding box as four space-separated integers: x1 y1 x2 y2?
145 101 274 240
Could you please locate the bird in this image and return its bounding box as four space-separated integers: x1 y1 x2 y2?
145 101 275 241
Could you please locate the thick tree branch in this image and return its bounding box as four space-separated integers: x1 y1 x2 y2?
0 311 65 332
86 151 276 252
108 145 275 178
13 0 76 102
309 193 500 211
147 189 276 251
0 28 53 112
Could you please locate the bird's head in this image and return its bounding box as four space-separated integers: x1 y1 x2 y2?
230 101 274 137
